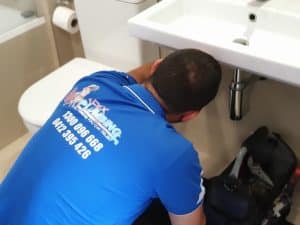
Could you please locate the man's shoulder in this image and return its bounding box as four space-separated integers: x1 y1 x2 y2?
78 70 137 87
150 124 197 164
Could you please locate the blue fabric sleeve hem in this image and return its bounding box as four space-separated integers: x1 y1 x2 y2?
167 199 204 215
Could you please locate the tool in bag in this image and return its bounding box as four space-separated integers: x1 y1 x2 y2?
261 167 300 225
204 126 298 225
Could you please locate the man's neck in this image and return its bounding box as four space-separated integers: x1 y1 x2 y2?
143 82 187 123
143 82 168 113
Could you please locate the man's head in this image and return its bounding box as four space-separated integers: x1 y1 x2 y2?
149 49 221 122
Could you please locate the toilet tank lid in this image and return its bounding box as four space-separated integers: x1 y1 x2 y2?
18 58 114 127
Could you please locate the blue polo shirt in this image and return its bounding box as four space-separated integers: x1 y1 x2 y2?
0 71 205 225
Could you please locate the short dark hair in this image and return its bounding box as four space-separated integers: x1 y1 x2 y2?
150 49 222 113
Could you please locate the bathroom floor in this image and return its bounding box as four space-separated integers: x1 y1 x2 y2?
0 133 32 181
0 134 300 223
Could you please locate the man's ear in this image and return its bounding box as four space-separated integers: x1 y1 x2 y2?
181 111 200 122
150 58 163 75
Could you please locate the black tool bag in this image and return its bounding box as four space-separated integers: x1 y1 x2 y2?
204 127 298 225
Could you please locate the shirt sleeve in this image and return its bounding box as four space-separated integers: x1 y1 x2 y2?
87 71 137 86
154 147 205 215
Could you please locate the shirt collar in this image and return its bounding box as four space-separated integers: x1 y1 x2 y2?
123 84 165 118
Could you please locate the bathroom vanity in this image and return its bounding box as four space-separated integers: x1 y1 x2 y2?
128 0 300 87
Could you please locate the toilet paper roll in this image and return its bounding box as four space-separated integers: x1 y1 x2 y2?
52 6 79 34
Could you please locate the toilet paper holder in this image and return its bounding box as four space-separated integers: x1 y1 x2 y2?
56 0 73 6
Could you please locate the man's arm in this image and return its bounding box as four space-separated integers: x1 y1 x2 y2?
128 59 162 83
154 145 206 225
169 206 206 225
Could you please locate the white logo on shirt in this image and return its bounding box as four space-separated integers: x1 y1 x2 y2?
64 85 122 145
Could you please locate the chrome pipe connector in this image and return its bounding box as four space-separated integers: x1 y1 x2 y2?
229 68 244 120
229 68 265 121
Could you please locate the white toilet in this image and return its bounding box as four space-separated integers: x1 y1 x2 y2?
18 0 158 133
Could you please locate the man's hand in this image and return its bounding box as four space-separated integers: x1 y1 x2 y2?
169 206 206 225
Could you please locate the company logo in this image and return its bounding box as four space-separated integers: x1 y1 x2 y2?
64 84 122 145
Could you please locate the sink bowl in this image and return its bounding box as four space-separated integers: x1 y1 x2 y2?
128 0 300 87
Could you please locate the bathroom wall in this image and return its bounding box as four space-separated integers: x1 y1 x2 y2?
0 24 57 149
0 0 84 65
39 0 85 65
0 0 84 149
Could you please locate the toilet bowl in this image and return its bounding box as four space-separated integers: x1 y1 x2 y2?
18 58 114 133
18 0 158 134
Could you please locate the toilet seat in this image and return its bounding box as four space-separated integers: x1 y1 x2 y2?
18 58 114 129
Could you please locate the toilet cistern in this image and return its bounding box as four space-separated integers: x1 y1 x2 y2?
18 0 159 133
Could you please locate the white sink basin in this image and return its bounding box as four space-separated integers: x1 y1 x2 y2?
128 0 300 87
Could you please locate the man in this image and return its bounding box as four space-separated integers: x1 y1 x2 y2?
0 49 221 225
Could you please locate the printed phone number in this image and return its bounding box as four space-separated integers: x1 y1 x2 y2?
52 111 104 159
